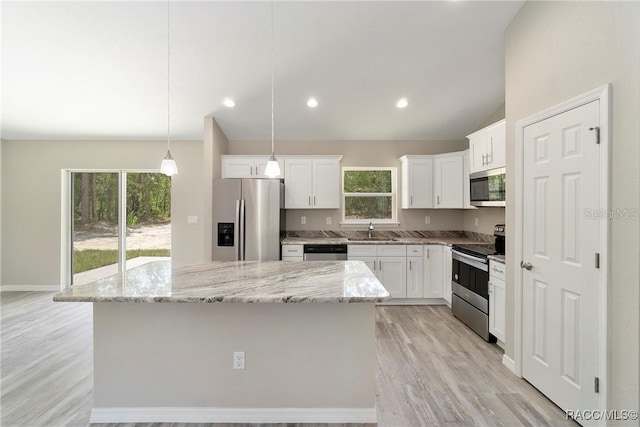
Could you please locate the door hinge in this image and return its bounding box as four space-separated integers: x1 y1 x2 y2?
594 377 600 393
589 126 600 144
595 253 600 269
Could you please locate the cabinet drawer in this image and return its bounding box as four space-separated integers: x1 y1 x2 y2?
489 260 506 281
406 245 423 256
281 245 303 256
376 245 406 257
348 245 377 257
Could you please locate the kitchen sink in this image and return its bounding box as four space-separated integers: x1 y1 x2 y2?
347 237 397 242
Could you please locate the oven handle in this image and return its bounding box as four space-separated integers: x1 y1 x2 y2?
452 250 489 272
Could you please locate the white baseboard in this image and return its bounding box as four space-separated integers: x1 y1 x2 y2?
1 284 61 292
502 354 518 376
89 407 377 424
377 298 447 306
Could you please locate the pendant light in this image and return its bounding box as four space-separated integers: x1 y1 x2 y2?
160 0 178 176
264 2 281 178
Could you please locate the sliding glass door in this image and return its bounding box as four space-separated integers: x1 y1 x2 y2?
70 171 171 285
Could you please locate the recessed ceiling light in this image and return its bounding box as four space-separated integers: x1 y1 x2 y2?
396 98 408 109
223 98 236 108
307 97 318 108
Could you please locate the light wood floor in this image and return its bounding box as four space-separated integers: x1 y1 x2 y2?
1 292 575 427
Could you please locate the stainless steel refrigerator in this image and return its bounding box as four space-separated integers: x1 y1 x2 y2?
212 179 285 261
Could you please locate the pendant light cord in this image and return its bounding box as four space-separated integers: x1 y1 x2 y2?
270 1 275 156
167 0 171 152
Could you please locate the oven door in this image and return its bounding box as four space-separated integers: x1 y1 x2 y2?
470 168 506 207
451 250 489 313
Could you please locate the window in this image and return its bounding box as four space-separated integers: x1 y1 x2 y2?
342 167 397 224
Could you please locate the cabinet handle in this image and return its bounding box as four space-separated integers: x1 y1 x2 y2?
427 250 430 260
314 195 316 206
308 196 311 206
437 195 440 205
409 260 412 271
410 195 413 206
379 260 382 271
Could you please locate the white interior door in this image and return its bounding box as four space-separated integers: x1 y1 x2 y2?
522 100 600 415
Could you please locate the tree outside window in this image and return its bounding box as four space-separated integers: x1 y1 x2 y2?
342 167 397 224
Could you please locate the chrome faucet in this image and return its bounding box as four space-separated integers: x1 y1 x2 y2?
368 222 374 239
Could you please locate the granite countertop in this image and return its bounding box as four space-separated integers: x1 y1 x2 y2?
281 236 488 246
53 260 390 304
488 255 506 263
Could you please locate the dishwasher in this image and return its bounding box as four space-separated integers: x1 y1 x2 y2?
303 244 348 261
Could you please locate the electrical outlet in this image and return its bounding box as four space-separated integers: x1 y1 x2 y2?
187 215 199 224
301 216 307 225
233 351 245 370
474 217 479 226
326 217 332 225
424 216 431 224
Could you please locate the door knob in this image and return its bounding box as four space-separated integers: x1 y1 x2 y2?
520 261 533 270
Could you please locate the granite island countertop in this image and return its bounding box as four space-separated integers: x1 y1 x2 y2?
53 260 390 303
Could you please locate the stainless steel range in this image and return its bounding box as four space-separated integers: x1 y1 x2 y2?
451 225 505 342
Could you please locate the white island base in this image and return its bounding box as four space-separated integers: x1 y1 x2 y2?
91 302 376 424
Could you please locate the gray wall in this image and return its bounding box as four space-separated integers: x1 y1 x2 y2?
228 139 469 231
505 1 639 416
1 139 205 287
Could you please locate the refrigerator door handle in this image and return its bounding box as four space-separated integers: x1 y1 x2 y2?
236 200 245 261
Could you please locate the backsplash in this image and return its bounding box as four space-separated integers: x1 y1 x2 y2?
286 230 494 243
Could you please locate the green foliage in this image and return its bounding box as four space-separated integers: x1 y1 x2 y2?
344 196 392 220
73 249 171 274
73 172 171 227
344 170 392 193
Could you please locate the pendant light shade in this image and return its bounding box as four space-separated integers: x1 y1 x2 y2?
161 150 178 176
264 2 281 179
161 0 178 176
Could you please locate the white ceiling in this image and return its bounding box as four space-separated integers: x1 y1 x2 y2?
1 1 523 141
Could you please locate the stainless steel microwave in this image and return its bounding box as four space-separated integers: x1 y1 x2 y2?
470 168 506 207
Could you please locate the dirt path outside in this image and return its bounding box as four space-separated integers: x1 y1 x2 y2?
73 223 171 250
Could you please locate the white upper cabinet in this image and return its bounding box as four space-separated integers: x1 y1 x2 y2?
284 156 341 209
399 156 433 209
462 150 475 209
433 153 463 209
221 156 284 179
467 119 506 174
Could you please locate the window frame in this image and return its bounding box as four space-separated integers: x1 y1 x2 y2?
341 166 398 225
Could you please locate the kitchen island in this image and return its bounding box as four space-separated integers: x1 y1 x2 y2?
54 260 389 424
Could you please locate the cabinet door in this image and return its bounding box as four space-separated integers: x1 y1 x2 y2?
348 256 377 276
222 158 255 178
378 256 407 299
489 277 506 342
408 158 433 208
423 245 444 298
469 133 488 174
256 158 285 179
487 120 506 168
284 159 313 208
312 158 340 208
406 256 423 298
434 155 463 208
442 245 453 305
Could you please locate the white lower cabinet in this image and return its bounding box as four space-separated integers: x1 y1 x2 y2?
348 245 407 299
423 245 444 298
281 244 303 261
489 260 506 343
406 245 424 298
442 245 453 305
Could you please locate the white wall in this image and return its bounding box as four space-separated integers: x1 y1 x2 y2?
1 139 204 288
228 139 469 232
505 2 639 416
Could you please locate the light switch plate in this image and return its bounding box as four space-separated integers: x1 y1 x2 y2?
326 217 332 225
424 216 431 224
474 217 479 226
187 216 199 224
301 216 306 225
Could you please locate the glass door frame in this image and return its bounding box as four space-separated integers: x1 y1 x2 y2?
61 169 159 287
